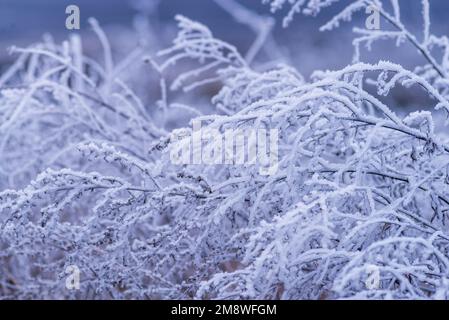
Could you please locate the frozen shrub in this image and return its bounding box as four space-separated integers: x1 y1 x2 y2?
2 0 449 299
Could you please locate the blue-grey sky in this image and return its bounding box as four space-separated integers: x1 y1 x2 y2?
1 0 449 76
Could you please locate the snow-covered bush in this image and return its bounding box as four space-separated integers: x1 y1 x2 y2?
2 0 449 299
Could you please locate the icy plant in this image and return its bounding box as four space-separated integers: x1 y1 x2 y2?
2 0 449 299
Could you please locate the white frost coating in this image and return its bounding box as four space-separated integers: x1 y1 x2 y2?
1 0 449 300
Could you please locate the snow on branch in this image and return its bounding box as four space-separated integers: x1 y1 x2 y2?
2 1 449 300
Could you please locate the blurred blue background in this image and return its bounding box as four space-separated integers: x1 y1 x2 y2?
1 0 449 78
